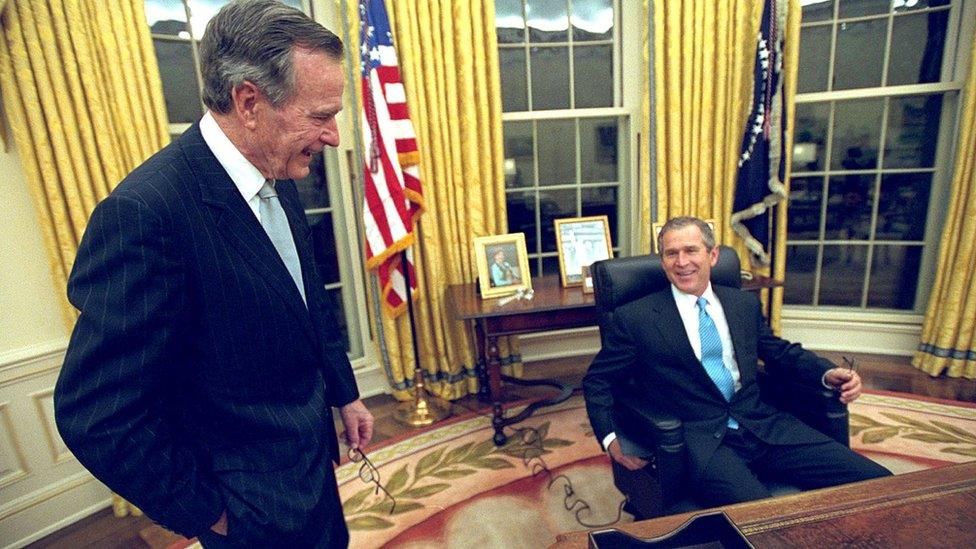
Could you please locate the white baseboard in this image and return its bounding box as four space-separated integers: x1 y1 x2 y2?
518 327 601 363
0 472 110 549
780 316 921 357
354 363 391 398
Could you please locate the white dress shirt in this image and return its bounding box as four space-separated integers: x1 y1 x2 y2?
602 282 742 452
199 111 267 222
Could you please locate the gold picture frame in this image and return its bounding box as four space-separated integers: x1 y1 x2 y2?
652 219 717 254
554 215 613 287
474 233 532 299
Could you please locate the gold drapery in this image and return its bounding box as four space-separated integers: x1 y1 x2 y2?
0 0 169 328
650 0 799 332
345 0 518 400
913 35 976 380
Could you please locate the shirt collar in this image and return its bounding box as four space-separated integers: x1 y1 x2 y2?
199 111 267 202
670 282 718 310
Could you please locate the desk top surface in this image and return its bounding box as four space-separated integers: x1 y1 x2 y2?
446 275 595 320
551 461 976 548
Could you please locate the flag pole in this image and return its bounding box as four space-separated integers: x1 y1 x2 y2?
394 239 450 427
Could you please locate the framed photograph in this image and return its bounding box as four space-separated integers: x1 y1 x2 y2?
652 219 716 254
554 215 613 287
473 233 532 299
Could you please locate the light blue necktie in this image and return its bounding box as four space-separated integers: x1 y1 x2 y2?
697 296 738 429
259 180 306 305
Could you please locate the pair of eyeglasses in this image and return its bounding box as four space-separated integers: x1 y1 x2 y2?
348 447 397 514
842 356 858 372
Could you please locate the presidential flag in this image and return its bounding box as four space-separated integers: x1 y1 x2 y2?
731 0 788 266
359 0 424 316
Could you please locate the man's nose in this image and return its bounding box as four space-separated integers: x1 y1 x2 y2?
321 121 340 147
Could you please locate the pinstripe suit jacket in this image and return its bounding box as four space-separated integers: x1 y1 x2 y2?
54 123 359 543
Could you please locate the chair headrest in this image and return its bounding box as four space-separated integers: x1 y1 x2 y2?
591 245 742 313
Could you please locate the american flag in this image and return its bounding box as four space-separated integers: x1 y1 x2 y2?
359 0 424 316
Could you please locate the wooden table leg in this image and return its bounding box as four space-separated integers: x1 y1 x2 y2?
474 319 491 401
485 333 508 445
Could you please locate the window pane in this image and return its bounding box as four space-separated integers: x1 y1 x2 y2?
579 118 617 182
496 0 526 43
186 0 225 39
825 175 874 240
798 25 832 93
500 48 529 112
793 103 830 172
838 0 888 18
295 153 329 209
574 45 613 108
784 245 818 305
802 0 835 23
146 0 189 37
153 38 203 123
504 121 536 188
787 176 824 240
581 186 618 245
884 94 943 169
537 119 576 185
542 255 561 276
876 173 931 241
571 0 613 41
531 46 571 110
507 191 538 253
539 189 577 252
888 11 948 86
831 99 883 170
326 288 350 353
868 245 922 309
833 18 886 90
308 212 340 285
526 0 569 42
819 245 867 306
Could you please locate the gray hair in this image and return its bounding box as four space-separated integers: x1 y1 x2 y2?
199 0 344 114
656 216 716 255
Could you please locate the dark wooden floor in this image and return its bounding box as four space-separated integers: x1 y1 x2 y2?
28 352 975 548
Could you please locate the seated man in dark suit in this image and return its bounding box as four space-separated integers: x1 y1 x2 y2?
583 216 890 510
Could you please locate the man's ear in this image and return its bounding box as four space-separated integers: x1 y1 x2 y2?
709 245 720 267
231 81 262 129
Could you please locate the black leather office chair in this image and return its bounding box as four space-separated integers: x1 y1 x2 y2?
589 246 849 518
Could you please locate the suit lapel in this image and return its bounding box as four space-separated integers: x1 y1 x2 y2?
183 125 317 345
648 290 724 397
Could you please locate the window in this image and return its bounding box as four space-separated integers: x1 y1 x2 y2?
144 0 365 358
496 0 638 275
786 0 967 313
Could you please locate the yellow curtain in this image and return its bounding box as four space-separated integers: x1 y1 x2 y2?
913 35 976 380
650 0 799 332
0 0 169 328
343 0 517 400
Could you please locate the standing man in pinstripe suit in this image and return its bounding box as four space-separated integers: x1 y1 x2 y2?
54 2 371 546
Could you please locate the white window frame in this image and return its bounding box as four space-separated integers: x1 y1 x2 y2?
781 0 975 355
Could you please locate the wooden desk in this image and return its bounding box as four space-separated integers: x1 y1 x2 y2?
445 275 595 444
551 461 976 548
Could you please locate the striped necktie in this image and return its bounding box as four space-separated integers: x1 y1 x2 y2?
258 180 306 305
697 296 738 429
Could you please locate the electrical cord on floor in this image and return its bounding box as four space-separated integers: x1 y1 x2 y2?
455 400 628 529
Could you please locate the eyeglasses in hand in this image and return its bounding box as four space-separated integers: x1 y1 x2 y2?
842 356 858 373
348 447 397 515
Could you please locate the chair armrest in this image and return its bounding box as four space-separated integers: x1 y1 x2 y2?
758 372 850 447
615 405 688 507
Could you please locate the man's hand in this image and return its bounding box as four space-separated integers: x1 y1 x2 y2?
607 439 649 471
824 367 863 404
339 399 374 450
210 511 228 536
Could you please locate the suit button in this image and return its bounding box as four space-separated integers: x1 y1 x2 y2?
714 431 722 439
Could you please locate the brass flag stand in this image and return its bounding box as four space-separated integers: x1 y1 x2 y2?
393 248 450 426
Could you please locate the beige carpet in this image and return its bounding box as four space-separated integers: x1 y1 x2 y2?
336 391 976 549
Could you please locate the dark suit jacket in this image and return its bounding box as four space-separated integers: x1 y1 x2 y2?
583 284 835 482
54 123 359 544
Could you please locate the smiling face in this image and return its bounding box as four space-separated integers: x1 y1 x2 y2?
249 48 343 180
660 224 719 296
